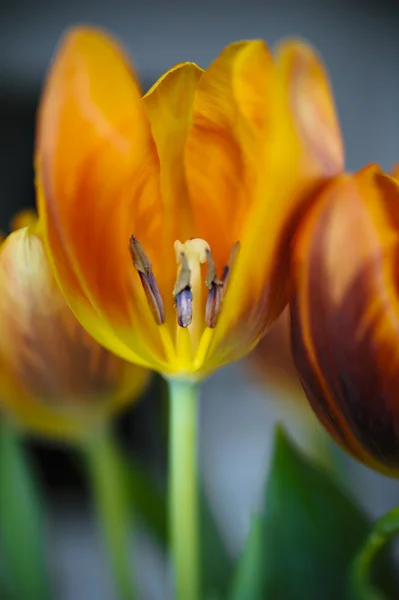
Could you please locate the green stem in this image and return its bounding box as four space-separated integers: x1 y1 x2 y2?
83 427 135 600
350 506 399 600
168 379 200 600
0 422 50 600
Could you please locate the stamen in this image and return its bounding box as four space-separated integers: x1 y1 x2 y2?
205 282 223 328
204 247 224 328
204 243 240 328
175 287 193 328
222 241 240 289
172 251 191 297
129 236 165 325
173 251 193 327
204 247 223 289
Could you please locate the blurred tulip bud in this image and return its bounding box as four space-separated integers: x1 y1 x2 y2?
290 165 399 475
390 162 399 179
251 308 303 400
10 208 39 232
250 308 331 463
0 223 149 442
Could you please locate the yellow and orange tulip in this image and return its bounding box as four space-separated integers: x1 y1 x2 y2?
0 222 148 441
36 27 343 379
290 165 399 475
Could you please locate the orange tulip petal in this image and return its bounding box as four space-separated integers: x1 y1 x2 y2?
185 40 274 270
291 167 399 474
36 27 170 369
276 40 344 177
143 62 203 322
204 41 343 374
144 62 203 240
390 162 399 180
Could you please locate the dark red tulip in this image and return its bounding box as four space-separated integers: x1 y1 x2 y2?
290 165 399 475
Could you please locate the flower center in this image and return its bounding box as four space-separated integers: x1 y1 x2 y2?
129 236 239 333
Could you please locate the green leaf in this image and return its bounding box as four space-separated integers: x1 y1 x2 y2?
229 515 263 600
0 423 51 600
200 486 233 598
229 426 398 600
0 562 17 600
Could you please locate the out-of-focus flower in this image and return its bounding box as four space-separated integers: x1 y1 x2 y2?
36 27 343 379
391 162 399 179
10 208 38 232
249 308 332 466
290 165 399 475
0 222 148 441
251 308 303 400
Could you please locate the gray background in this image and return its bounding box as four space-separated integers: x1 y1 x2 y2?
0 0 399 598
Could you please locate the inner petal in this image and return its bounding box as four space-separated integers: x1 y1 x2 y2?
185 41 274 272
37 28 168 368
142 62 203 329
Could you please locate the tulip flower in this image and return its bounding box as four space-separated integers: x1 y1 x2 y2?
35 26 344 600
36 27 343 381
0 222 149 599
290 165 399 476
0 224 148 441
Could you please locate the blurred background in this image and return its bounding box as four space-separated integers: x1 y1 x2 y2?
0 0 399 598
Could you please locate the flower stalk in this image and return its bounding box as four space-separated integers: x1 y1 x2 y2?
350 505 399 600
83 426 135 600
168 379 200 600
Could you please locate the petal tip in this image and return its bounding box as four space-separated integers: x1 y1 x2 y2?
276 37 344 177
144 61 203 100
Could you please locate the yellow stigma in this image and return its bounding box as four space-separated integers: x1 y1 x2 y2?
174 239 210 265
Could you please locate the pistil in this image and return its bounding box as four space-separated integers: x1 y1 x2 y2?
173 239 209 341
